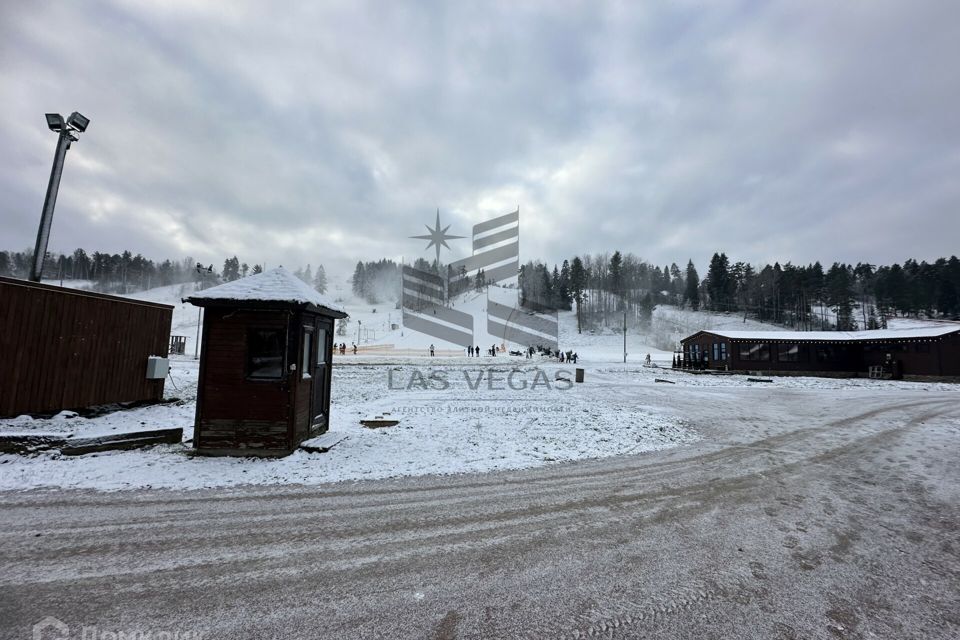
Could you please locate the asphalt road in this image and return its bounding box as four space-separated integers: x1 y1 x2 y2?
2 385 959 639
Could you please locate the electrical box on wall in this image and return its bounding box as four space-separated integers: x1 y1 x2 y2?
146 356 169 380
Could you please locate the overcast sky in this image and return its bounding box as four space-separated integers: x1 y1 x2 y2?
2 0 959 281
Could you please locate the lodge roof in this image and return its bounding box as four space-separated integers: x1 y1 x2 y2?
683 326 960 343
184 267 347 317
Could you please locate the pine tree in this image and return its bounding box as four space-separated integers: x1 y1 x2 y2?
685 260 700 311
706 252 731 311
352 262 366 298
670 263 684 299
826 263 856 330
609 251 623 297
639 292 655 330
551 265 562 308
570 257 586 333
222 256 240 282
313 265 328 293
559 259 571 310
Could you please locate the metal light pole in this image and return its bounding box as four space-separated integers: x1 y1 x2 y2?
194 264 214 360
30 112 90 282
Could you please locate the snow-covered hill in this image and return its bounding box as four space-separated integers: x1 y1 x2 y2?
121 277 786 364
124 276 959 366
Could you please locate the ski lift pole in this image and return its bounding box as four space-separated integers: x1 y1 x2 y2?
623 308 627 364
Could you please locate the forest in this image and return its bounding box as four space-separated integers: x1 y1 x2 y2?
0 248 327 295
4 246 958 333
517 252 960 333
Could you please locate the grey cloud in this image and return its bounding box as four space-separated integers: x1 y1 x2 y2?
1 0 958 281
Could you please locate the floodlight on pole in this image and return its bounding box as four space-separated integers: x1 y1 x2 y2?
30 111 90 282
67 111 89 132
45 113 64 132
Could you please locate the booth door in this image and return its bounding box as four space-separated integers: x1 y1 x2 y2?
310 326 330 433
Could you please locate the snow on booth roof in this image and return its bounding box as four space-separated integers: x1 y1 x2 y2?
693 326 960 342
184 267 347 316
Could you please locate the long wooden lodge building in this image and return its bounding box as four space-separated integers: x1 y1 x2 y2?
680 326 960 380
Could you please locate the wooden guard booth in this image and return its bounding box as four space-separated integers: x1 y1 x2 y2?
185 267 347 456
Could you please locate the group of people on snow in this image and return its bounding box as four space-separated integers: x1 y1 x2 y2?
459 345 503 357
450 343 578 362
335 342 357 355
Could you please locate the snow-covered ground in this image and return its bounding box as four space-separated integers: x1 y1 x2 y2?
0 358 692 491
2 278 955 493
3 351 957 491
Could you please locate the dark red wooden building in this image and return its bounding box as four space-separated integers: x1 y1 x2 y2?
185 267 347 456
680 326 960 380
0 276 172 417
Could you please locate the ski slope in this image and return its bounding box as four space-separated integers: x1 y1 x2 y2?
120 277 959 366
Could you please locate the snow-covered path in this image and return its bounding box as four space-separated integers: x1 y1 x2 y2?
2 385 958 639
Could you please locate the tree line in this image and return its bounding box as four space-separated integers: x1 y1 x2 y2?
0 247 329 295
352 259 401 303
519 251 960 333
698 253 960 330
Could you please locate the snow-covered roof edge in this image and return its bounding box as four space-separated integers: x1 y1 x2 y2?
686 325 960 342
184 267 347 316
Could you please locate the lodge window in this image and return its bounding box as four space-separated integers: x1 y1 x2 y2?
247 328 286 379
739 343 770 361
777 343 801 362
816 346 838 362
713 342 727 362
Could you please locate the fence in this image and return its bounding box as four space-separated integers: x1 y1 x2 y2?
169 335 187 355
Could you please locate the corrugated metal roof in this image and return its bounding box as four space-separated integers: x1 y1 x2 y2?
688 326 959 342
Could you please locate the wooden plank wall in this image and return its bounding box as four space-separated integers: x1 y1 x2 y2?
195 308 293 453
0 277 173 417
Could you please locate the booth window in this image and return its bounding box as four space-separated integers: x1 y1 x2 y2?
317 327 328 363
247 329 285 379
302 329 313 380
